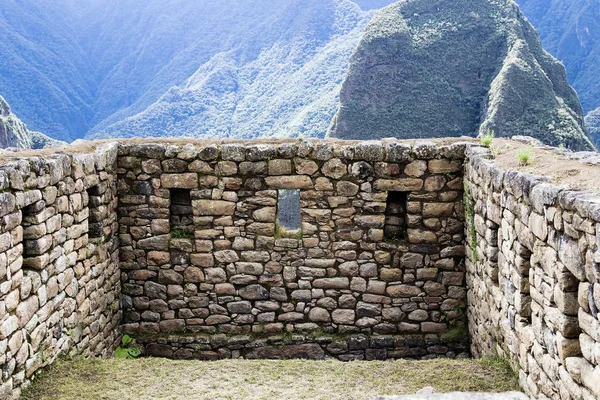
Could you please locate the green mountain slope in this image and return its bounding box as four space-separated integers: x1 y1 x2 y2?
0 0 390 141
91 0 371 139
328 0 594 151
0 96 64 149
515 0 600 147
0 0 95 142
516 0 600 113
585 108 600 144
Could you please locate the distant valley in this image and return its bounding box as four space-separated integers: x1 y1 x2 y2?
0 0 598 150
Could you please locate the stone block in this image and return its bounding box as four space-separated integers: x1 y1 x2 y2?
160 173 198 189
265 176 313 189
193 200 236 216
374 179 423 191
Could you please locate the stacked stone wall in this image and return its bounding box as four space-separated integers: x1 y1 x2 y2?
0 143 121 398
465 145 600 399
117 140 469 360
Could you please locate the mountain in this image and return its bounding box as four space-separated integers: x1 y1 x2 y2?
0 0 395 142
0 96 64 149
328 0 595 151
586 109 600 144
89 0 378 140
514 0 600 147
0 0 94 142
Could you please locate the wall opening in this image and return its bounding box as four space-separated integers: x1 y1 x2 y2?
384 191 408 241
87 186 103 239
487 222 500 284
21 203 37 259
515 243 532 325
170 189 194 237
276 189 301 238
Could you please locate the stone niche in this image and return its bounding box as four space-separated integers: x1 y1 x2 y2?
117 139 469 360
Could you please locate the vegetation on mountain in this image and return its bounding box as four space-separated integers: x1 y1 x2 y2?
90 0 374 140
585 108 600 146
0 96 64 149
515 0 600 147
328 0 595 151
0 0 387 142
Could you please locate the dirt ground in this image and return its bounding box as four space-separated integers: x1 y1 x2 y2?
22 357 519 400
491 139 600 192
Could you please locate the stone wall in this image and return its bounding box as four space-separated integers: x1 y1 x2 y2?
465 145 600 399
6 137 599 399
0 143 121 398
116 140 470 360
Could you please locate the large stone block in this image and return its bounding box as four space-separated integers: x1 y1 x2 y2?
265 176 312 189
193 200 236 216
160 173 198 189
374 179 423 191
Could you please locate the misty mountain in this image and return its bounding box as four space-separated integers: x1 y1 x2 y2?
328 0 594 151
515 0 600 147
0 0 395 142
0 96 64 149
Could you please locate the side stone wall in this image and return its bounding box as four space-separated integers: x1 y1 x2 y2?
0 143 121 398
117 140 470 360
465 146 600 399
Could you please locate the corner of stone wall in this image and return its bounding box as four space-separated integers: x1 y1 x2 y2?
0 142 122 398
465 143 600 399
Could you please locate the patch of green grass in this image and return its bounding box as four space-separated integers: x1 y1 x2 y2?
480 130 494 147
517 147 533 166
22 357 520 400
170 227 194 239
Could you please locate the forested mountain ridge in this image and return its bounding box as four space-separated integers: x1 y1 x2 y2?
328 0 594 151
0 0 596 150
0 96 64 149
0 0 395 142
90 0 379 140
515 0 600 147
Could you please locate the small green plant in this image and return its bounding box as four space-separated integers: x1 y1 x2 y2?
517 147 533 166
114 334 141 359
171 227 194 239
480 130 494 147
440 312 457 327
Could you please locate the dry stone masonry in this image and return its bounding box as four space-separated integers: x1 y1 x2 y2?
0 137 599 399
116 140 469 361
0 143 121 398
466 145 600 399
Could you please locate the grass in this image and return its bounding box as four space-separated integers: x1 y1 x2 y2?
517 147 533 166
480 130 494 147
22 357 520 400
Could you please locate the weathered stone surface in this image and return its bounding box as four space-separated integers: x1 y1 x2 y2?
193 200 236 216
245 344 325 360
265 176 312 189
160 173 198 189
375 179 423 191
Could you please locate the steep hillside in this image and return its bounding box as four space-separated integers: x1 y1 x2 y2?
0 0 387 141
0 96 64 149
515 0 600 147
516 0 600 113
585 108 600 145
328 0 594 151
92 0 371 139
0 0 94 142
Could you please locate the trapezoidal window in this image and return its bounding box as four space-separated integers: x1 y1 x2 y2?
276 189 302 238
384 191 408 242
170 189 194 237
87 185 105 239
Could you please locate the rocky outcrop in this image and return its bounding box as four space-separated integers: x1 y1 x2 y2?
0 96 64 149
328 0 595 151
585 107 600 147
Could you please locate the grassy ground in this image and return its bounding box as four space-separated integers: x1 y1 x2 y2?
22 357 519 400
